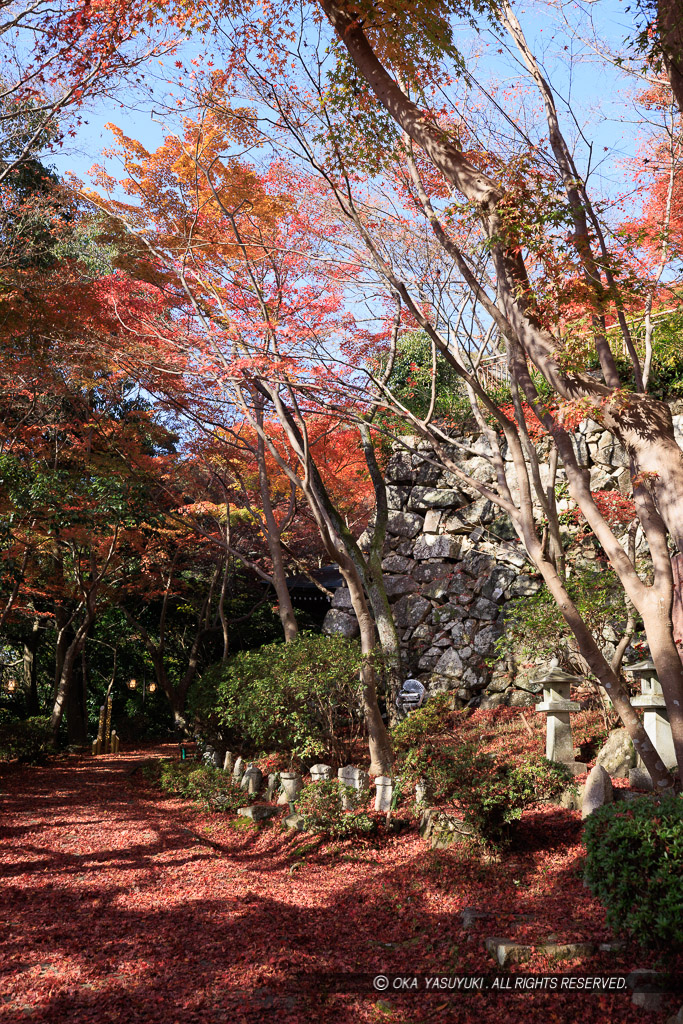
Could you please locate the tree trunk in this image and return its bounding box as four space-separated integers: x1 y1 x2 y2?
49 616 92 743
658 0 683 115
344 564 393 775
23 619 40 716
256 406 299 641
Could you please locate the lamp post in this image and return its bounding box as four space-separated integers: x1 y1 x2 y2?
625 659 676 787
534 667 583 768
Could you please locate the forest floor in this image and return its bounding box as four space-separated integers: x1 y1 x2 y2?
1 746 681 1024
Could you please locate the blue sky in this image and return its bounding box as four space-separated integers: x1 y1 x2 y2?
46 0 655 220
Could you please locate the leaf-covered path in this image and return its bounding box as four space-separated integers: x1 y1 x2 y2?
0 750 677 1023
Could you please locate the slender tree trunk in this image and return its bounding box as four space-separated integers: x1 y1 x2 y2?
255 406 299 641
344 564 393 775
23 619 41 716
50 615 92 742
658 0 683 114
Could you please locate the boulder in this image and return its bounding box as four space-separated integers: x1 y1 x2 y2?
322 609 359 638
581 764 614 819
413 534 462 560
383 575 419 599
433 648 463 680
237 804 279 822
386 511 425 538
331 587 353 609
408 487 468 511
595 728 636 778
392 594 431 628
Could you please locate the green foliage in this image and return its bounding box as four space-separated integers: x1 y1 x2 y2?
0 712 51 763
392 692 454 751
494 564 631 664
295 779 375 838
190 633 364 763
399 741 571 847
381 330 470 424
583 794 683 949
145 759 247 813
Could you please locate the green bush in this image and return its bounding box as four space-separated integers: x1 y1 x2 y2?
190 633 364 764
399 741 571 847
295 778 375 837
391 693 456 752
145 759 248 813
583 793 683 949
0 713 51 763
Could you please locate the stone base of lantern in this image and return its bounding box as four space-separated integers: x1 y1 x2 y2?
560 761 589 776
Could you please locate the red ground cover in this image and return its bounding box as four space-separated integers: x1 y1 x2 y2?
0 747 680 1023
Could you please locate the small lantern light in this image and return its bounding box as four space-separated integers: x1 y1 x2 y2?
148 681 157 694
127 677 137 691
6 677 16 694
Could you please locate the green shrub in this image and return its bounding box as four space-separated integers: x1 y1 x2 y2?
399 741 571 847
190 633 364 763
391 693 455 752
583 793 683 949
295 779 375 837
0 713 51 763
145 759 248 813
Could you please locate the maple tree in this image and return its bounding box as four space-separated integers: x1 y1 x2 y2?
159 0 683 788
81 119 400 770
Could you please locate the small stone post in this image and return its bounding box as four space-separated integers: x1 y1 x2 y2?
95 704 105 755
241 765 263 796
223 751 233 773
310 764 333 783
626 659 677 789
338 766 369 809
374 776 393 812
534 668 581 766
103 696 113 754
279 772 303 810
232 756 245 784
265 773 280 801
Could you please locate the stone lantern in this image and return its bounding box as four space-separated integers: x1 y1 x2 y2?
534 667 582 766
626 659 677 787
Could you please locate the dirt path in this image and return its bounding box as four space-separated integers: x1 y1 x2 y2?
0 750 676 1023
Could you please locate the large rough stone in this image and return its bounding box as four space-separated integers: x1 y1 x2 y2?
460 550 495 577
385 451 415 484
237 803 279 822
322 609 359 638
386 511 425 538
433 648 463 680
595 728 636 778
581 764 614 818
472 625 500 655
413 534 462 560
414 460 442 485
509 575 543 597
414 563 452 583
331 587 353 609
386 485 405 510
381 554 414 573
408 487 467 510
383 575 419 599
471 598 498 620
392 594 431 628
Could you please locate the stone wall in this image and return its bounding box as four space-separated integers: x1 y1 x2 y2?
322 411 683 708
